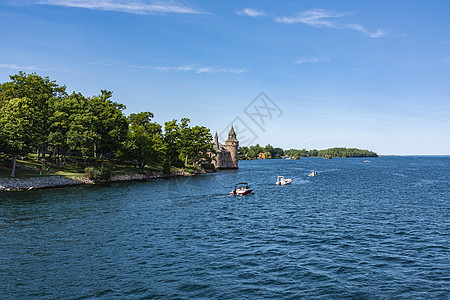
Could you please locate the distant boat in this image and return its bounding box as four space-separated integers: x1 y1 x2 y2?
276 176 292 185
364 160 371 163
308 171 318 177
230 183 253 195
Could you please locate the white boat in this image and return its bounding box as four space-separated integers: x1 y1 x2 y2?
230 183 253 195
308 171 318 177
276 176 292 185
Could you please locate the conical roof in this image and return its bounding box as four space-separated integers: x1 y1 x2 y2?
226 125 238 142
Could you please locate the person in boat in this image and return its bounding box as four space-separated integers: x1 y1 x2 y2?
232 188 237 195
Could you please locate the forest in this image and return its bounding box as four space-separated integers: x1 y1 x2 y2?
0 72 214 178
0 72 378 179
239 145 378 159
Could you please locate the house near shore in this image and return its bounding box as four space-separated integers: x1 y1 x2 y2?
211 126 239 169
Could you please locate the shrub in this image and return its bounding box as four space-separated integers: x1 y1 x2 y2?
201 163 215 170
85 166 112 181
163 162 171 174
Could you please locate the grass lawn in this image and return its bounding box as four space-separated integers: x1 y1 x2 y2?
0 155 164 179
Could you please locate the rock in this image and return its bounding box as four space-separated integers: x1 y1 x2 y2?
0 176 82 192
0 170 206 192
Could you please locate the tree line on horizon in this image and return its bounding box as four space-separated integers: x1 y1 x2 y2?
239 144 378 159
0 72 214 177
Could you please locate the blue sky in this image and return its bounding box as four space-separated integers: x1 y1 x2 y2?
1 0 449 155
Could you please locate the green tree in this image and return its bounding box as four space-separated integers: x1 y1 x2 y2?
87 91 128 166
47 92 84 167
0 98 40 177
309 149 319 157
59 91 128 166
248 144 264 159
64 93 97 159
273 147 284 158
317 147 377 157
179 125 214 166
0 72 67 157
264 144 274 158
124 112 165 169
163 118 189 169
238 146 249 160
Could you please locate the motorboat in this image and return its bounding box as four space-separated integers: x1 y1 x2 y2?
308 171 318 177
364 160 371 163
276 176 292 185
230 183 253 195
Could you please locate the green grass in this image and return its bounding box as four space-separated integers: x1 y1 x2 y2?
0 155 165 179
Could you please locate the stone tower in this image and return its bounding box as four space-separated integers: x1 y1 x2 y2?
214 132 219 146
225 125 239 168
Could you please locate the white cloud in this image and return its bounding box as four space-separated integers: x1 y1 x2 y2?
346 24 385 38
0 63 40 70
275 9 346 27
37 0 207 15
89 60 114 66
236 8 266 17
137 65 245 74
295 57 330 64
274 8 386 38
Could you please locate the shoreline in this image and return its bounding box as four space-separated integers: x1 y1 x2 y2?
0 169 212 192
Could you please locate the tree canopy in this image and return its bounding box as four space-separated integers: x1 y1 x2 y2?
240 145 377 159
0 97 41 176
0 72 214 176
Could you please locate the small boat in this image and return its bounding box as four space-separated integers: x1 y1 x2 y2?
230 182 253 195
308 171 318 177
363 160 371 163
276 176 292 185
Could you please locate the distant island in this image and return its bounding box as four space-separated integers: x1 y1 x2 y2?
239 145 378 160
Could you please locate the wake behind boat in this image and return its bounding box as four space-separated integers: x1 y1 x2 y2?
230 183 253 195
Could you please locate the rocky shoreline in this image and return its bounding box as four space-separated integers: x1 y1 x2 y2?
0 169 206 192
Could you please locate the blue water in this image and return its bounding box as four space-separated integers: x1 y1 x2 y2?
1 157 449 299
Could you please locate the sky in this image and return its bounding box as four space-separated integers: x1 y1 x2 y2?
0 0 449 155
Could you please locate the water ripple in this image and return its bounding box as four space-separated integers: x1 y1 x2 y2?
1 157 449 299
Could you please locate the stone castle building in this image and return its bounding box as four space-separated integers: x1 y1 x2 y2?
211 126 239 169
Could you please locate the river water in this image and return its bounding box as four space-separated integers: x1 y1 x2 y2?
1 157 449 299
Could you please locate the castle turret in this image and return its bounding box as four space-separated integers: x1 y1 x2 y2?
225 125 239 168
214 132 219 150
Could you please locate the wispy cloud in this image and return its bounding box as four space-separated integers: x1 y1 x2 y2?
133 65 245 74
88 60 114 66
275 9 346 27
37 0 208 15
236 8 266 17
295 57 330 64
0 63 40 71
303 138 316 144
346 24 385 38
271 8 385 38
